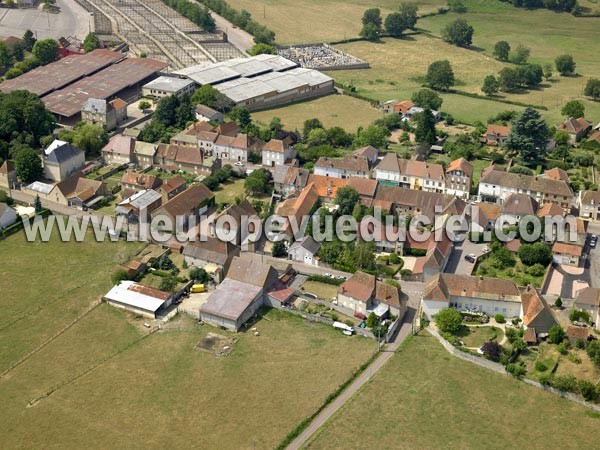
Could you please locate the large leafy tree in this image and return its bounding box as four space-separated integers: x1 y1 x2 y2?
72 124 109 157
411 88 443 110
493 40 510 61
191 84 232 112
14 145 42 182
384 12 408 38
442 18 474 47
504 107 548 165
414 109 437 144
561 100 585 118
360 8 382 41
584 78 600 101
482 75 499 96
426 60 455 91
555 54 576 76
32 38 59 65
353 124 390 148
0 90 55 148
398 2 418 28
335 186 359 215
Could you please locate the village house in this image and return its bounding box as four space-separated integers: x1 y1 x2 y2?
195 104 223 123
261 139 296 167
373 184 466 223
422 273 522 320
558 117 592 144
213 133 264 163
276 183 319 240
0 160 17 189
104 280 173 319
352 145 379 165
200 257 280 331
120 171 162 198
25 172 106 209
102 135 135 166
347 177 378 208
273 165 309 197
520 285 558 335
337 271 407 319
182 237 238 283
303 174 346 204
499 193 539 221
0 203 18 230
445 157 473 200
81 98 127 131
313 154 371 179
578 190 600 220
134 142 158 169
142 76 196 99
152 183 215 232
209 200 260 247
158 175 187 203
42 140 85 182
552 242 582 267
287 236 321 265
155 143 220 175
483 124 511 146
478 170 574 213
374 153 445 193
573 287 600 331
116 189 163 222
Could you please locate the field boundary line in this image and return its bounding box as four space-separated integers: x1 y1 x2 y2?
0 300 102 379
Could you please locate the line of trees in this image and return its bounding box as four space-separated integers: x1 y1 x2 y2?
360 3 418 41
160 0 216 32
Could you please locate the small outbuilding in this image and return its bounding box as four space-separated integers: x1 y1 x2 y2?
104 281 172 319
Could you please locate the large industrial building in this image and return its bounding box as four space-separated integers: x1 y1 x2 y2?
0 49 168 125
173 54 335 111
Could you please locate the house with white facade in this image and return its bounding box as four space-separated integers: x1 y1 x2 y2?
578 190 600 220
478 169 574 213
422 273 522 320
213 133 264 163
287 236 320 265
314 154 370 179
374 153 445 193
43 140 85 182
261 138 296 167
445 157 473 200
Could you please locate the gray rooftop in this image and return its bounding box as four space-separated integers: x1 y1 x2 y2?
200 278 262 320
143 76 196 93
43 140 83 166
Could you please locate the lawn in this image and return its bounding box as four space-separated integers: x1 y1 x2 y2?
454 325 505 348
225 0 447 44
252 94 382 132
475 253 545 288
529 343 600 384
0 226 145 373
305 333 600 449
300 280 339 300
213 177 246 205
0 308 375 449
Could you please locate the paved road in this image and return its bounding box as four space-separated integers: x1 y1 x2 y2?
586 220 600 288
444 239 487 276
286 307 417 450
210 11 254 54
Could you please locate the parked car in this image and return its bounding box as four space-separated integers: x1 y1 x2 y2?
482 247 490 254
234 161 244 167
464 253 476 263
590 235 597 248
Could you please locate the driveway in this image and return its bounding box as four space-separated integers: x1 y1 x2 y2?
586 220 600 288
210 11 254 54
544 263 590 299
444 239 488 275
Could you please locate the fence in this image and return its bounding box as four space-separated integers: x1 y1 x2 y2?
427 327 600 413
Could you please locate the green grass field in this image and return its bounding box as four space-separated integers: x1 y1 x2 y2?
306 333 600 449
252 94 382 132
225 0 447 44
232 0 599 125
0 227 145 372
0 230 375 448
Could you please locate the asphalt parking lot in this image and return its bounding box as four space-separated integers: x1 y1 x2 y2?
0 1 89 40
444 239 489 276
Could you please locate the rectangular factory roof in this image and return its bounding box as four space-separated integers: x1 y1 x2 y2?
42 57 168 118
0 49 125 96
143 76 195 93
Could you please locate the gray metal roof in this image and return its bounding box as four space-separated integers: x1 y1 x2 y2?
143 76 195 93
82 98 107 114
200 278 262 320
43 140 83 166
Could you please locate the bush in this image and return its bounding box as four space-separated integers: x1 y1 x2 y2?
306 274 344 286
548 324 566 344
435 307 463 333
535 361 548 372
578 380 598 401
506 362 526 378
481 341 503 362
111 269 129 285
505 327 518 343
570 309 590 323
557 343 568 355
551 375 578 393
494 314 505 324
